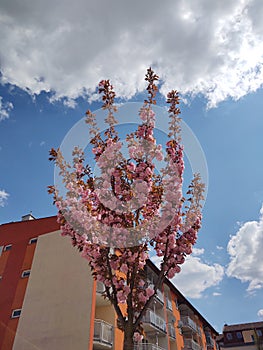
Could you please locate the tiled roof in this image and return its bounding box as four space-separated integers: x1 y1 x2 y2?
223 321 263 332
216 334 224 342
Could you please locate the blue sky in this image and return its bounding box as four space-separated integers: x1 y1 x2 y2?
1 0 263 333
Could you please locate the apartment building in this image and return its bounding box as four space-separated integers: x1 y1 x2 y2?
217 322 263 350
0 215 218 350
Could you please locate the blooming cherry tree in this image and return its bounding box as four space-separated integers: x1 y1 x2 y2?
49 68 204 349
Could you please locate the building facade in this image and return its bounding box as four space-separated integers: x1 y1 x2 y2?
217 322 263 350
0 215 218 350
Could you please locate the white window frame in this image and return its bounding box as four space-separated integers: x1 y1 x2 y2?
4 244 12 251
11 309 21 318
29 237 38 244
227 333 233 340
236 331 242 339
21 270 31 278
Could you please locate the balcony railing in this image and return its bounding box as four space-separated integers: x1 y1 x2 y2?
168 323 176 339
166 297 173 311
205 334 215 348
135 344 166 350
147 281 164 304
96 281 106 294
94 319 113 347
155 289 164 304
181 316 200 334
184 339 201 350
142 310 166 333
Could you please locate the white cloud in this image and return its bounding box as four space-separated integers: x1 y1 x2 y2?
151 248 224 299
0 189 9 207
192 248 205 256
62 98 77 109
0 1 263 107
226 205 263 292
213 292 222 296
0 96 13 121
40 141 45 146
151 246 224 299
171 255 224 298
258 309 263 318
216 245 224 250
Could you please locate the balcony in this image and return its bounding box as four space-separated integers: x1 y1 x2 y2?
97 281 106 294
135 344 166 350
93 319 113 349
96 281 111 307
184 339 201 350
142 310 167 334
205 334 215 349
147 281 164 305
166 297 173 311
168 323 176 339
155 289 164 304
181 316 200 334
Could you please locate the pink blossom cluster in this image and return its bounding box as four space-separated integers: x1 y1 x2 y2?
49 71 204 342
53 102 202 290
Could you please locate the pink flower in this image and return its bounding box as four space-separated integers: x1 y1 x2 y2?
75 163 83 174
117 290 127 303
120 263 128 274
134 332 143 342
99 80 106 87
145 287 154 298
138 292 147 303
138 280 145 287
127 162 135 172
155 150 163 161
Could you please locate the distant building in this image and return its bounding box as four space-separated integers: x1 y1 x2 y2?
217 322 263 350
0 215 218 350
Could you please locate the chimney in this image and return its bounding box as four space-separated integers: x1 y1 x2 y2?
21 213 36 221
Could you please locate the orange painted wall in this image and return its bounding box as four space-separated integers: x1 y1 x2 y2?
0 245 36 349
171 291 184 350
1 318 19 350
21 243 36 270
0 250 10 275
199 319 207 349
0 216 59 350
163 291 171 350
88 280 97 350
12 279 29 309
115 324 124 350
114 303 126 350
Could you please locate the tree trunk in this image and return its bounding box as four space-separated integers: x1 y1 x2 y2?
123 324 134 350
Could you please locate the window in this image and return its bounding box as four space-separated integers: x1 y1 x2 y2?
4 244 12 251
21 270 30 278
226 333 233 340
236 332 242 339
256 330 262 337
11 309 21 318
29 237 38 244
